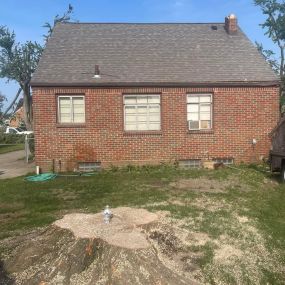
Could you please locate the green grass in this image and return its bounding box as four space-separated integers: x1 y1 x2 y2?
0 144 24 154
0 165 284 284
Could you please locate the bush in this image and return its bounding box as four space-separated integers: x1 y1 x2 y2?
0 132 25 144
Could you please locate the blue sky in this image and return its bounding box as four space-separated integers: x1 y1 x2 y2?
0 0 277 108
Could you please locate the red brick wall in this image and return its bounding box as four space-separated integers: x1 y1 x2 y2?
32 86 280 171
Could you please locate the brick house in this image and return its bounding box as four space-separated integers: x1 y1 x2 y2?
9 107 25 128
31 15 280 172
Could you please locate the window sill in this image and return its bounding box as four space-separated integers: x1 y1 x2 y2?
188 129 214 134
123 131 163 136
56 123 86 128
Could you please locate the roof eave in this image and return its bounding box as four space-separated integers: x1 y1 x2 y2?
31 80 281 88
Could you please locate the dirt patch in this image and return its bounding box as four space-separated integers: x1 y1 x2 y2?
187 232 211 246
236 215 249 223
190 196 230 212
169 175 253 193
214 244 243 263
170 178 227 193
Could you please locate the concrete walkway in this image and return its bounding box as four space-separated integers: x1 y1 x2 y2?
0 150 35 179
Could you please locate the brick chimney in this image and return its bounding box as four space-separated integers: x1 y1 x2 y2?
225 14 238 35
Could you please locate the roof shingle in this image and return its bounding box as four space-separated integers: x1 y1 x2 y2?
31 22 279 86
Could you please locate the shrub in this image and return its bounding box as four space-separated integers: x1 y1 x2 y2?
0 132 25 144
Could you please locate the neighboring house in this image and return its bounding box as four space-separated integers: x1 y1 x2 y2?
9 106 24 127
31 15 280 172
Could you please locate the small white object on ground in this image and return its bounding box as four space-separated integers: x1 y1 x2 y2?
103 205 112 224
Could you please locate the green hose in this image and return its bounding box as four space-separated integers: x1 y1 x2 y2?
25 173 58 182
25 172 96 181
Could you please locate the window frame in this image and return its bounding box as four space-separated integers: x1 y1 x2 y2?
187 93 213 131
123 94 161 132
57 95 85 124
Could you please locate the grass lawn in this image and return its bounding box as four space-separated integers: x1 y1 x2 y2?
0 144 24 154
0 164 284 284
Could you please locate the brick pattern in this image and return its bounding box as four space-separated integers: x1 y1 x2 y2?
32 86 280 171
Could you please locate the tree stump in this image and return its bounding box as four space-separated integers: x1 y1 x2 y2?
0 207 200 285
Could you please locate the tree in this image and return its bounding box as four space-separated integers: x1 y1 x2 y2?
43 4 73 43
254 0 285 97
0 29 43 129
0 91 7 116
0 4 74 130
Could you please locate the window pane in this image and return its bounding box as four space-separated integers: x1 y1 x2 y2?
137 123 148 130
73 105 85 113
148 95 160 103
200 95 211 103
149 123 160 130
149 114 160 122
138 115 148 122
60 107 71 114
59 98 71 122
187 104 199 112
60 114 71 123
189 121 199 129
72 98 85 123
187 96 199 103
125 106 136 114
188 113 199 121
125 115 136 122
200 112 210 120
72 97 84 104
200 105 211 112
73 114 85 123
149 105 160 112
59 97 71 106
137 106 147 113
125 123 137 131
201 120 211 129
137 96 148 104
124 96 137 104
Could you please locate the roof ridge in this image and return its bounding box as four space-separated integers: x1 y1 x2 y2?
58 22 225 25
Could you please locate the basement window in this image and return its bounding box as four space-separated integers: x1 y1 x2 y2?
212 158 234 165
78 162 101 172
179 159 201 168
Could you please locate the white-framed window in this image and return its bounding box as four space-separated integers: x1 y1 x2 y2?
123 94 161 131
187 94 212 130
58 96 85 123
179 159 201 168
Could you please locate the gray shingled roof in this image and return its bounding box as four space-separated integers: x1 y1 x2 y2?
31 22 279 86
